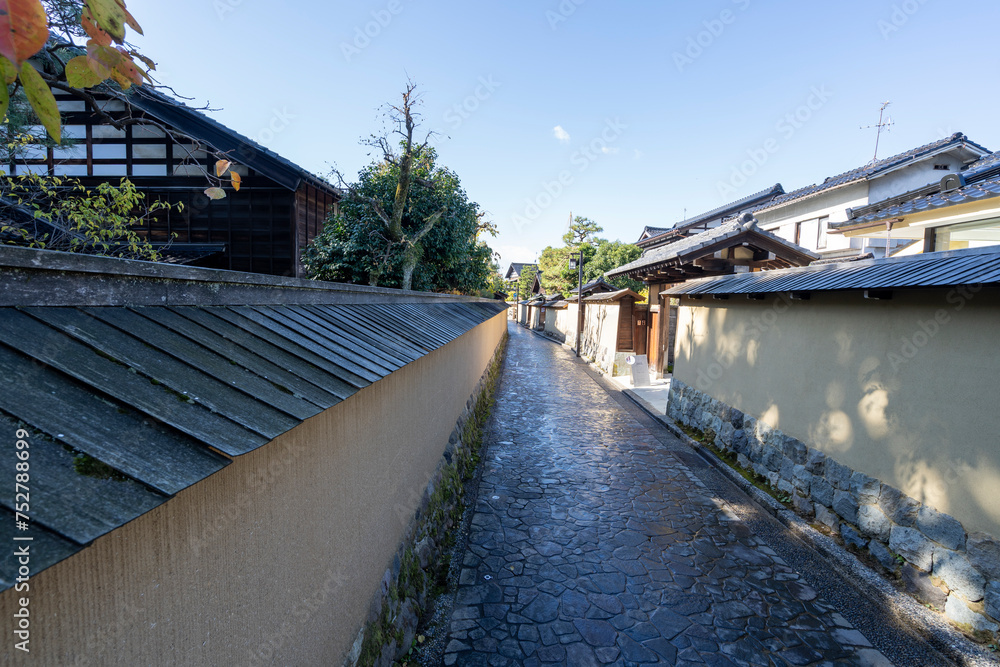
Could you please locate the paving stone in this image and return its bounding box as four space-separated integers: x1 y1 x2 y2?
442 327 897 667
573 619 618 647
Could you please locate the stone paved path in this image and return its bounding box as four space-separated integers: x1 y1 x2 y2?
443 324 898 666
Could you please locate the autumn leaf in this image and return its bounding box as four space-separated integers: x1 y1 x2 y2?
81 9 111 46
85 0 128 42
65 55 106 88
215 159 231 177
19 60 60 141
0 82 8 121
87 41 120 78
230 171 241 191
0 0 49 66
120 2 142 34
0 55 16 84
204 187 226 200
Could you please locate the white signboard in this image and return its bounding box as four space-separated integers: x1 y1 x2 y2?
630 354 651 387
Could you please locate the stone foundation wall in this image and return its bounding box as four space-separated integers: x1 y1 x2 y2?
667 378 1000 634
347 333 508 666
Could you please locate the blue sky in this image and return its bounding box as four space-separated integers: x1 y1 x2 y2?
128 0 1000 270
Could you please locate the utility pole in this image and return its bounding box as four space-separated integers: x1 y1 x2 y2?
575 249 584 357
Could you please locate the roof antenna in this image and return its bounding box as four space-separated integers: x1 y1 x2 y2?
860 101 894 165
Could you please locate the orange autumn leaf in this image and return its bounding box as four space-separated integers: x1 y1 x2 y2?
0 0 49 66
215 159 231 177
230 171 241 191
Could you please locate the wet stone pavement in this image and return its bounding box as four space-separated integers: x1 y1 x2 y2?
443 324 895 666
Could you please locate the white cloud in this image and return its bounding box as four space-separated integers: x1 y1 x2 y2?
553 125 571 143
601 146 619 154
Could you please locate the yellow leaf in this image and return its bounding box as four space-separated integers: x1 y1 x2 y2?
65 55 106 88
19 61 60 141
230 171 241 191
0 55 17 84
215 159 231 177
204 187 226 200
84 0 127 43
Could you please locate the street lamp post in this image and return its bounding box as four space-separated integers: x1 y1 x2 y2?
568 249 584 357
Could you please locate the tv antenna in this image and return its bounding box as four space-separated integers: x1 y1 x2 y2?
861 101 894 165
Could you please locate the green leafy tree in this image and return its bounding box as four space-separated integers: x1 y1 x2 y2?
303 144 495 293
516 265 537 300
585 239 644 292
1 166 178 260
562 215 602 247
537 243 596 295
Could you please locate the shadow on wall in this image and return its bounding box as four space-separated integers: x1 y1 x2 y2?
673 288 1000 537
581 305 609 363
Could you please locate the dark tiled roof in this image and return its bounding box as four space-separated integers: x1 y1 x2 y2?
567 277 616 295
637 184 785 245
0 247 504 591
961 151 1000 182
841 177 1000 227
129 87 338 196
811 253 875 265
583 288 643 303
505 262 536 279
748 133 990 215
609 217 818 277
664 245 1000 296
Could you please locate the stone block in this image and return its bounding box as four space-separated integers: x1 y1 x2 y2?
841 523 868 549
825 459 852 491
915 506 966 551
945 595 1000 633
901 563 947 610
792 494 813 515
804 449 826 476
719 422 735 447
781 436 808 465
932 548 986 602
986 581 1000 621
833 490 859 525
730 408 744 429
868 539 899 572
762 446 783 473
858 504 891 542
737 453 752 470
967 532 1000 580
792 465 813 493
815 504 839 531
777 478 795 496
877 485 919 527
752 462 770 480
732 429 748 455
850 471 881 505
810 477 835 508
779 457 796 482
889 525 934 572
